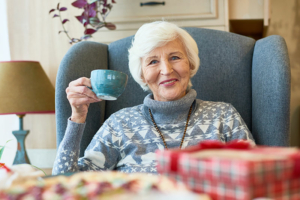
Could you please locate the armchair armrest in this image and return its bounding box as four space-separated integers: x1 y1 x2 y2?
252 35 290 146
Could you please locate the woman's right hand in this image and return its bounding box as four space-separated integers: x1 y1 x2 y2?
66 77 102 123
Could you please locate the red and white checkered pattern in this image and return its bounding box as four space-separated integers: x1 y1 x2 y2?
179 155 295 185
181 176 300 200
156 144 300 200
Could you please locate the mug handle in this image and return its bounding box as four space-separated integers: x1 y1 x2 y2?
87 77 93 91
86 85 95 94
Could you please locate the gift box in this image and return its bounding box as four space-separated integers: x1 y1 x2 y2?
156 140 300 200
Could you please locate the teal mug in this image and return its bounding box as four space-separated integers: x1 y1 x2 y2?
90 69 128 100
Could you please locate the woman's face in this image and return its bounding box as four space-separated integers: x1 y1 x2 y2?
141 39 191 102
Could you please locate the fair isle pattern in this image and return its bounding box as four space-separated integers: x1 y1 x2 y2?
53 99 254 175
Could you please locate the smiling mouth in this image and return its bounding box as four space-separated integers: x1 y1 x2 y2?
160 79 178 85
163 80 176 84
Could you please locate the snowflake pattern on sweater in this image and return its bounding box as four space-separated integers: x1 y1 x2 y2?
53 90 254 175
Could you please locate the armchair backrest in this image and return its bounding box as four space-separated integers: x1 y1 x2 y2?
56 28 290 156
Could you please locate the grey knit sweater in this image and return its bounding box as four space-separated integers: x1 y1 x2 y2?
52 89 255 175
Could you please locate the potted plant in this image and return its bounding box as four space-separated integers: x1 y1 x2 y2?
49 0 116 44
0 140 46 176
0 140 12 172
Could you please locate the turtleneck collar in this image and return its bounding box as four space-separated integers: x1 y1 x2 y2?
142 89 197 124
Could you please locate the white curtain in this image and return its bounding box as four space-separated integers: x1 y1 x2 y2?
0 0 10 61
0 0 18 166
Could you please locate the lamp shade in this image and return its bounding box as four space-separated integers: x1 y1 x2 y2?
0 61 55 115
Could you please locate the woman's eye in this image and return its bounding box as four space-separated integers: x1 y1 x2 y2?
171 56 180 60
149 60 158 65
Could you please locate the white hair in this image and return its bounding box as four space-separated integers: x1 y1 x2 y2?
128 21 200 91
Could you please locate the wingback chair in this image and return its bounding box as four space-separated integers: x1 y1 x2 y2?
55 27 291 156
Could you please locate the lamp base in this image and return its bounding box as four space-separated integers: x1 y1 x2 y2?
12 130 31 164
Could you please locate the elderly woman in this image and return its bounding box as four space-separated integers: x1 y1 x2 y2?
52 21 254 175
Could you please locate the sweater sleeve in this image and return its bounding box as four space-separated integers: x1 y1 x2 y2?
52 118 85 175
52 117 120 175
223 104 256 145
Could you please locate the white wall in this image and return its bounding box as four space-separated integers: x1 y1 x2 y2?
0 0 17 166
266 0 300 147
0 0 10 61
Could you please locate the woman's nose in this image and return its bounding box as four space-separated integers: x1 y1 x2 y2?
160 61 173 75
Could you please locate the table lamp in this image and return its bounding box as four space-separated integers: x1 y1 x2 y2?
0 61 55 164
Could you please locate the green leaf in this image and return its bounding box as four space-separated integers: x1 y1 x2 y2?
89 18 105 29
89 17 101 24
0 148 4 160
0 140 12 160
30 164 47 176
88 0 98 4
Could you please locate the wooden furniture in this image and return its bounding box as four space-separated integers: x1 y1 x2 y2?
229 0 270 39
94 0 229 44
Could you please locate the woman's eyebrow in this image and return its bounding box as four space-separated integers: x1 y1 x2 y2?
145 56 158 63
169 51 184 56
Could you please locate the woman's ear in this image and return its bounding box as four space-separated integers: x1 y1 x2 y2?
189 63 195 78
190 63 195 70
140 59 146 83
141 71 146 83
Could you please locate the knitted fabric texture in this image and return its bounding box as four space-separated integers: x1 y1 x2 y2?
52 89 254 175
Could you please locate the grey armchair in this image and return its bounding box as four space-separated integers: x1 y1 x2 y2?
56 28 291 156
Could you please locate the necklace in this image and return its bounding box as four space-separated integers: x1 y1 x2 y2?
148 104 193 149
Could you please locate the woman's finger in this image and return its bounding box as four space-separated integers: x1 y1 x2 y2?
69 77 91 88
67 91 101 102
66 85 98 100
67 93 101 106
